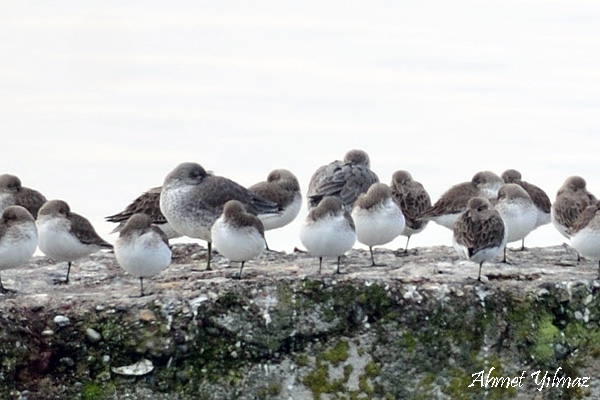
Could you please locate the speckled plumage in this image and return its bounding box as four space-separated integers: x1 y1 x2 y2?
453 197 506 281
106 186 181 239
307 149 379 211
390 170 431 251
570 201 600 277
552 176 597 239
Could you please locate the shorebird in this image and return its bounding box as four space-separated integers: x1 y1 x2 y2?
494 184 538 263
390 170 431 252
569 200 600 278
422 171 504 230
37 199 113 284
300 196 356 274
0 206 38 293
248 169 302 249
307 149 379 211
211 200 266 279
106 186 181 239
453 197 506 281
552 176 597 261
159 162 278 271
351 183 405 266
552 176 597 239
501 169 551 250
0 174 47 218
114 213 172 296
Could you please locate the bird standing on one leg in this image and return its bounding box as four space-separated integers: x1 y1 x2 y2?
211 200 266 279
453 197 506 281
37 200 113 284
114 213 172 297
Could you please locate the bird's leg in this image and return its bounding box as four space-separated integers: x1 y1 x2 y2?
233 262 245 280
478 262 483 282
336 256 342 274
403 236 411 254
510 238 528 252
206 242 212 271
370 247 376 266
54 262 71 285
502 246 509 264
370 247 385 267
318 257 323 275
140 277 145 297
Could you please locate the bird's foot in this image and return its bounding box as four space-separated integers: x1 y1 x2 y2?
510 247 528 252
369 262 387 268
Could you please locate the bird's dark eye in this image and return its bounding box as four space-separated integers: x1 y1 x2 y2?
478 206 486 212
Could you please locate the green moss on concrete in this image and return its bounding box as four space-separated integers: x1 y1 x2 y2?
256 381 282 399
3 278 600 399
320 340 349 366
303 340 353 399
82 381 115 400
532 316 561 366
297 354 309 367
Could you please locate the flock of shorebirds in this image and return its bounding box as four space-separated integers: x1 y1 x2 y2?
1 149 599 296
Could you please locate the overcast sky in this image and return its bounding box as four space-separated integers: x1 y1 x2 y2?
2 1 600 251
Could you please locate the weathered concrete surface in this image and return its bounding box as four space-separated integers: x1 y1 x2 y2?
1 243 600 399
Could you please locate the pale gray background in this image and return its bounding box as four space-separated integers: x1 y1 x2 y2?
2 1 599 252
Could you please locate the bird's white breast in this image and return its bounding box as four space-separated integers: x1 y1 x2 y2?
352 199 405 247
299 214 356 258
115 231 171 278
211 218 265 262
